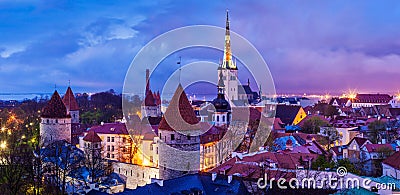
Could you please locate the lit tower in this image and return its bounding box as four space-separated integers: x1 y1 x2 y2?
219 10 238 101
40 90 71 145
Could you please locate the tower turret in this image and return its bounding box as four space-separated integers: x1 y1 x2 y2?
40 90 71 145
62 86 79 124
158 84 201 180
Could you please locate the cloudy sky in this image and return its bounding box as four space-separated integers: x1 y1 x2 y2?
1 0 400 95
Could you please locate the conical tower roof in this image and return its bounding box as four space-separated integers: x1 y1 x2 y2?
159 84 200 131
83 130 102 143
42 90 70 118
62 87 79 111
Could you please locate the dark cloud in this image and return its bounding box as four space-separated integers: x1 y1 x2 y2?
1 0 400 95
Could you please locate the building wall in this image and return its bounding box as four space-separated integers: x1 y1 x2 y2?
40 117 71 145
158 129 200 180
113 162 159 189
382 163 400 179
70 110 79 124
219 68 238 101
79 133 133 163
200 142 217 171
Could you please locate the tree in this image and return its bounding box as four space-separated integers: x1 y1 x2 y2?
324 105 339 117
301 116 329 134
311 155 334 170
336 159 360 175
368 120 387 144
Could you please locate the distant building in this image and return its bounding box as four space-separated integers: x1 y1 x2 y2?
351 94 392 108
141 69 162 120
382 147 400 179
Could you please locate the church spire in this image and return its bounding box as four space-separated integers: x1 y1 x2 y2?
222 10 237 70
218 70 225 95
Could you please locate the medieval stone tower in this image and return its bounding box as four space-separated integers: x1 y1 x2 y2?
62 86 80 124
40 90 71 145
158 84 201 180
218 10 238 102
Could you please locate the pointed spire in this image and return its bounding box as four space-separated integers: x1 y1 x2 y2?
158 84 200 131
222 10 237 70
42 90 69 118
218 71 225 95
63 87 79 111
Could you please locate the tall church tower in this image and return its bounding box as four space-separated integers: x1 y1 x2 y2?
40 90 71 145
158 84 201 180
219 10 238 102
62 86 79 124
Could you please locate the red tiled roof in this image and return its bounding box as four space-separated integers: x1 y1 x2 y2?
273 118 285 130
351 137 370 147
353 94 392 104
42 90 70 118
212 151 319 180
158 84 200 131
364 144 393 153
144 89 156 106
89 122 129 135
383 151 400 170
62 87 79 111
200 125 227 144
83 130 102 142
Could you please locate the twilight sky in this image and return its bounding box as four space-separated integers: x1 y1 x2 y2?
1 0 400 95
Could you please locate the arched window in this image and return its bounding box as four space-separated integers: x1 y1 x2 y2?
222 115 225 122
216 116 219 122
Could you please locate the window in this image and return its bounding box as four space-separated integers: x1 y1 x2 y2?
150 144 153 151
107 153 110 158
47 119 49 124
112 146 114 151
107 146 110 151
156 147 158 154
171 134 175 141
150 156 153 163
123 137 126 143
187 135 191 140
112 154 114 158
107 137 110 142
222 115 225 122
95 144 98 148
217 116 219 122
111 137 114 142
55 119 58 123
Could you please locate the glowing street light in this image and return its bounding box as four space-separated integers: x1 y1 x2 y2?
0 141 7 149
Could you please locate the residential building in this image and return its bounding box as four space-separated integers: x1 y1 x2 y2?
382 147 400 179
79 123 133 163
